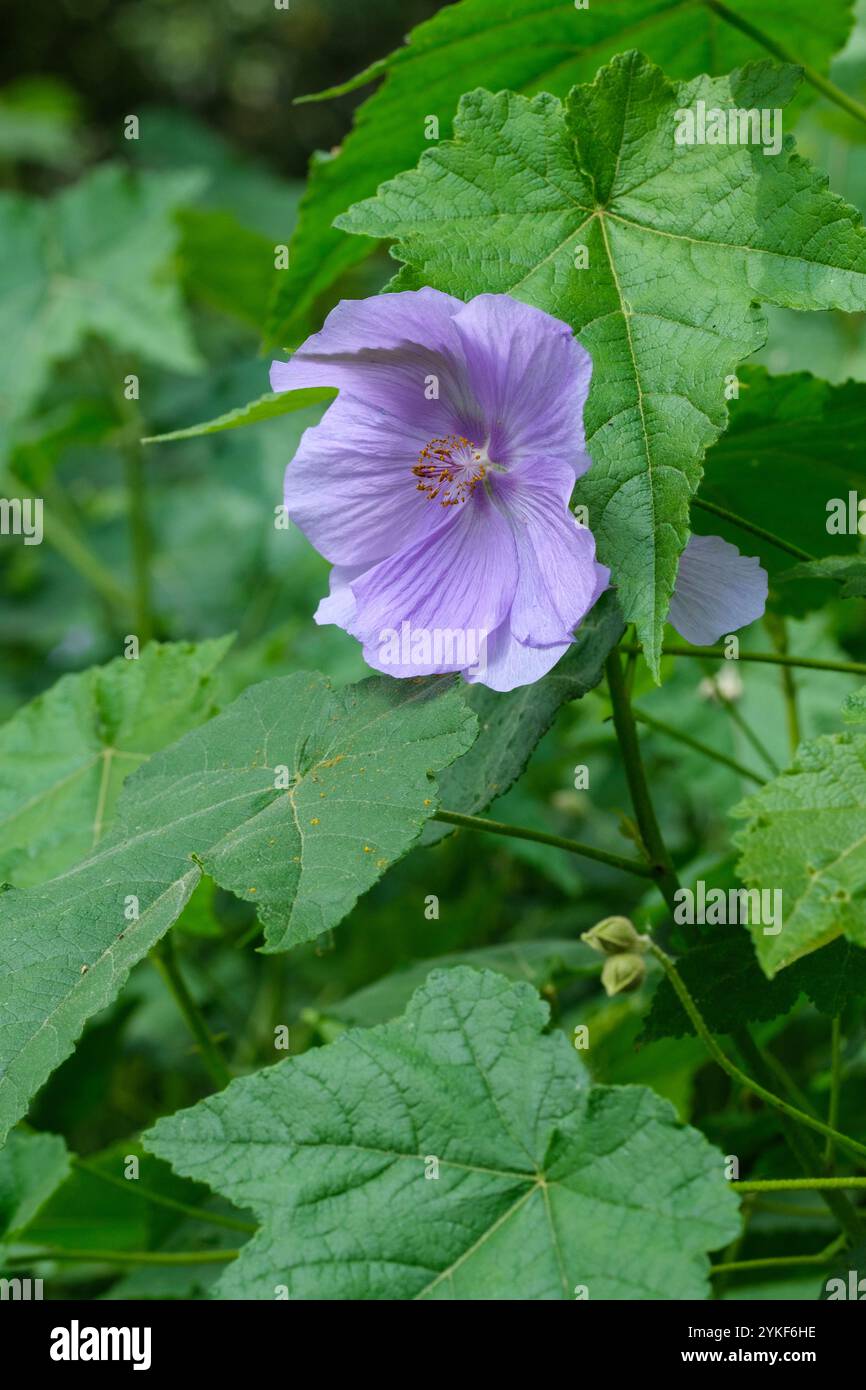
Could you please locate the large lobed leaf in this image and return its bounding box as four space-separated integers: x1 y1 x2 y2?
269 0 853 346
145 967 740 1300
733 731 866 975
424 589 624 842
0 673 475 1142
0 164 202 427
0 637 232 888
337 55 866 671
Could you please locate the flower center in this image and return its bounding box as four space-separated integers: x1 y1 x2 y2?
413 436 487 508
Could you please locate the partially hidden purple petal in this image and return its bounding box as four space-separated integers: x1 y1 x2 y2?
668 534 768 646
314 564 365 628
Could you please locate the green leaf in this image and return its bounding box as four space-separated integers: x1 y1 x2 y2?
142 386 336 443
696 367 866 614
424 590 623 843
733 731 866 975
781 554 866 599
0 164 203 426
843 687 866 724
337 55 866 671
0 1129 70 1239
328 939 600 1027
786 937 866 1015
644 926 866 1039
15 1140 241 1259
641 926 799 1043
0 78 83 171
0 637 233 888
177 208 281 330
269 0 853 345
145 967 739 1300
0 673 475 1142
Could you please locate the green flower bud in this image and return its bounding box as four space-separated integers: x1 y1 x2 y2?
581 915 649 956
601 952 647 997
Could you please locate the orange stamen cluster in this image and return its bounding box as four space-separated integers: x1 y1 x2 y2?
413 435 486 507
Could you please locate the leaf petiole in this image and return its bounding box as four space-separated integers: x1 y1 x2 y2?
432 809 653 878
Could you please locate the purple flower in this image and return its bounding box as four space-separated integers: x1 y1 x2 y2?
271 289 768 689
271 289 607 691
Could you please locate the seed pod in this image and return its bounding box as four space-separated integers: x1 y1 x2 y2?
581 915 649 956
601 952 647 997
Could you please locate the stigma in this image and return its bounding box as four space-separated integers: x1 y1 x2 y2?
413 435 487 507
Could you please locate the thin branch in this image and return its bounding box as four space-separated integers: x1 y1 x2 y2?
765 614 802 754
734 1028 864 1241
623 643 866 678
604 650 681 911
825 1016 843 1168
432 809 653 878
6 1246 239 1267
651 942 866 1167
692 496 814 564
71 1156 255 1234
631 706 765 785
150 938 231 1090
711 1242 845 1277
734 1177 866 1193
704 0 866 128
8 468 132 616
700 663 780 775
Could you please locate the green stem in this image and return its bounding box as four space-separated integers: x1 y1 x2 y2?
123 435 155 645
604 650 681 911
734 1177 866 1193
733 1028 864 1241
754 1038 821 1120
6 1246 238 1267
704 0 866 128
753 1199 838 1218
150 938 231 1090
8 468 132 616
650 943 866 1166
765 614 801 754
89 343 155 643
432 809 653 879
711 1245 844 1276
825 1016 843 1168
71 1156 255 1234
631 707 765 785
692 496 813 564
624 643 866 678
700 666 780 776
